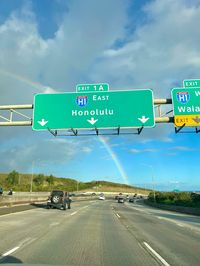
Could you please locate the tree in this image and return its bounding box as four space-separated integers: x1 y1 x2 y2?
6 170 19 186
46 175 54 186
33 174 45 186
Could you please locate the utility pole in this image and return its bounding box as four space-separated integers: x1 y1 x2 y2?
142 164 156 202
77 180 79 193
30 161 34 193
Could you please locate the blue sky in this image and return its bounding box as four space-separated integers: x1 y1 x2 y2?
0 0 200 191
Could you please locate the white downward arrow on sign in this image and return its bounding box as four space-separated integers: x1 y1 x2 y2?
38 119 48 127
138 116 149 124
87 117 98 125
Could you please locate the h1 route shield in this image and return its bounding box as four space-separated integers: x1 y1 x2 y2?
171 87 200 127
33 89 155 131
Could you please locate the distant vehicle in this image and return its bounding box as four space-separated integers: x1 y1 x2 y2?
69 193 76 197
47 190 71 210
118 197 124 203
99 193 105 200
115 193 123 200
0 187 3 195
8 189 13 195
129 198 134 203
80 192 95 196
136 195 143 199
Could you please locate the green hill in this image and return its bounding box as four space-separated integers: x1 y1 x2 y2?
0 171 150 194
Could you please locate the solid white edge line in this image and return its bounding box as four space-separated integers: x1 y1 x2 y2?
143 242 170 266
116 213 120 218
70 211 77 216
177 223 184 227
1 246 20 257
157 217 186 228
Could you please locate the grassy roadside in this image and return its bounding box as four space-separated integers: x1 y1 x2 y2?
0 171 150 194
148 191 200 208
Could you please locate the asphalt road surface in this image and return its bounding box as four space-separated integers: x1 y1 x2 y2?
0 200 200 266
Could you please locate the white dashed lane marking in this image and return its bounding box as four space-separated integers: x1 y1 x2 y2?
143 242 170 266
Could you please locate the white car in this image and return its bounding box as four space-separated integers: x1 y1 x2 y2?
99 193 105 200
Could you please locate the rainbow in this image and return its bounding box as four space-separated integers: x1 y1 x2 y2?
0 69 46 91
98 135 129 184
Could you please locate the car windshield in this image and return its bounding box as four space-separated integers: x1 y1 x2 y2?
51 191 64 197
1 1 200 266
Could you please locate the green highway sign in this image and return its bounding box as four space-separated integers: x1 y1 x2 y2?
183 79 200 88
76 83 109 92
33 89 155 131
171 87 200 127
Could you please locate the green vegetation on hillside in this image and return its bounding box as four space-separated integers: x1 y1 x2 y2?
148 191 200 208
0 170 149 193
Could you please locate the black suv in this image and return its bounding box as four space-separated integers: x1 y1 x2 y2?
47 190 71 210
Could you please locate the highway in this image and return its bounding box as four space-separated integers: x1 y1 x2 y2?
0 199 200 266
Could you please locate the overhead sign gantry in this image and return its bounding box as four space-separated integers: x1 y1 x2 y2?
1 80 199 135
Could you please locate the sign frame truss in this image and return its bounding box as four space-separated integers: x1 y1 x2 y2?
174 124 200 134
0 105 32 126
47 126 145 137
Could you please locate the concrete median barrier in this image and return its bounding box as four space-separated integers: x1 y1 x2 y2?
0 192 49 207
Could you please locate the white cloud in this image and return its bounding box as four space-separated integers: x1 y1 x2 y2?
129 148 140 154
129 148 158 154
90 0 200 97
87 0 200 141
81 146 93 153
110 143 120 148
0 136 87 172
141 136 173 144
168 146 194 151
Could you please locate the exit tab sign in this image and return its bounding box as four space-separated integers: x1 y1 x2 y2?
183 79 200 88
76 83 109 92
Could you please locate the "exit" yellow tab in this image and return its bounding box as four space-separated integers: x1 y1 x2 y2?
174 115 200 127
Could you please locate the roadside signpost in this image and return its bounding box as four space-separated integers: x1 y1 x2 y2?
171 87 200 127
33 89 155 131
183 79 200 88
76 83 109 92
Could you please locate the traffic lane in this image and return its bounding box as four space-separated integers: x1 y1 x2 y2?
130 201 200 230
0 200 93 256
114 201 200 266
0 197 97 216
3 200 159 266
0 203 39 216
